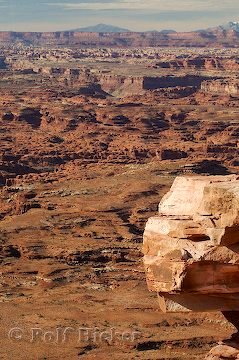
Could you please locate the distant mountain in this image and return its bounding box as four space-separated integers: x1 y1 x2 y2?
71 23 131 33
146 29 177 34
203 21 239 33
219 21 239 32
159 29 177 34
195 21 239 35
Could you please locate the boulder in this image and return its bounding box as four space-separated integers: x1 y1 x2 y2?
205 344 239 359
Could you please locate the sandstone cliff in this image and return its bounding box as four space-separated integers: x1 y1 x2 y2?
143 175 239 312
0 29 239 47
202 80 239 96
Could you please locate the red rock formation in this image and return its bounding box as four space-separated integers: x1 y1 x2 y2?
143 175 239 359
202 80 239 96
155 57 239 71
0 29 239 47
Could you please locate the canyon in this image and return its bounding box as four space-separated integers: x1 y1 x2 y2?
0 43 239 359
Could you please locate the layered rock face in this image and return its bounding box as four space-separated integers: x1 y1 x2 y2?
155 57 239 71
99 74 207 95
143 175 239 312
202 80 239 96
0 29 239 47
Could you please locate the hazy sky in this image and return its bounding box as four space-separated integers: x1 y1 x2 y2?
0 0 238 32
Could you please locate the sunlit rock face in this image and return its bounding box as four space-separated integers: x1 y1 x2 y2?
143 175 239 312
201 80 239 96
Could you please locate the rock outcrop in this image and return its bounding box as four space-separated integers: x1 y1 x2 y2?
143 175 239 312
143 175 239 358
155 57 239 71
205 344 239 360
99 74 208 95
202 80 239 96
